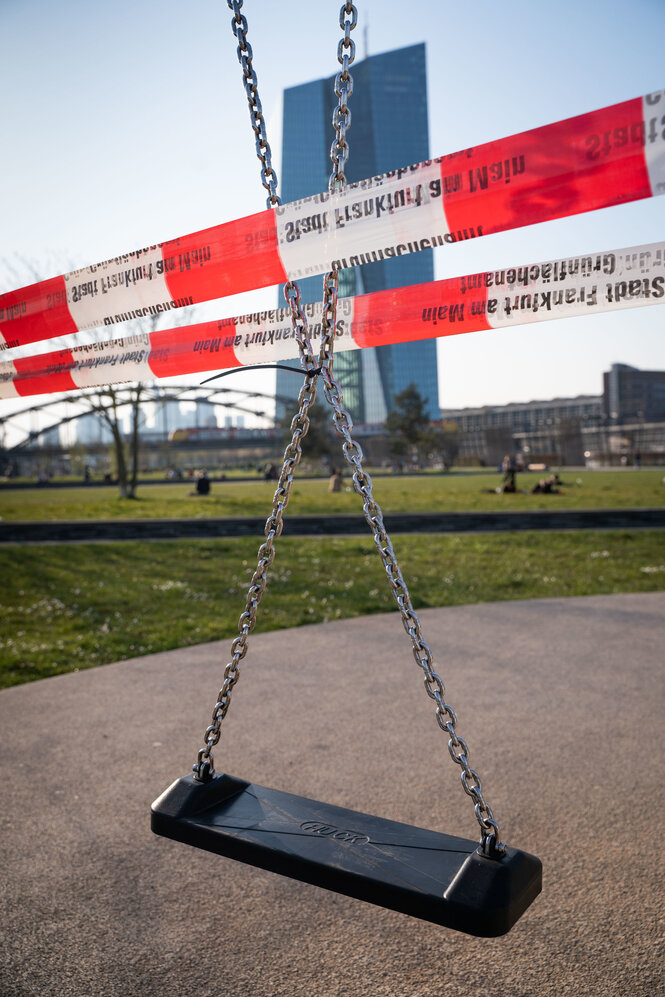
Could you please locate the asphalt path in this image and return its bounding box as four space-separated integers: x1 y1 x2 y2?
2 507 664 543
1 593 663 996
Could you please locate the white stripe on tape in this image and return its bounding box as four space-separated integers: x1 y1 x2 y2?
488 245 665 327
231 299 359 367
643 91 665 196
276 161 448 281
0 359 19 398
70 345 154 389
63 247 175 332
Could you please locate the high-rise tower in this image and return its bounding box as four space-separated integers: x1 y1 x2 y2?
277 43 439 424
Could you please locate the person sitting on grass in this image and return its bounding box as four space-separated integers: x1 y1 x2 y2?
190 469 211 496
531 475 561 495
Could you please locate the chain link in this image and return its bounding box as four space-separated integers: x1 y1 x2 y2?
329 2 358 192
227 0 280 207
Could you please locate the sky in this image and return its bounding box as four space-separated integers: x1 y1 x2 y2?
1 0 664 444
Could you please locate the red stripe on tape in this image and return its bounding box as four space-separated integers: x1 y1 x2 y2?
351 280 491 349
148 320 240 378
12 349 77 397
161 210 285 303
0 276 77 349
442 98 652 236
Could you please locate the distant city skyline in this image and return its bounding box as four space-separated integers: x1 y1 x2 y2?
9 358 662 453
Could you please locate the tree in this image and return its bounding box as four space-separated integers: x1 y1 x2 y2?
85 383 144 498
2 257 153 498
385 383 430 462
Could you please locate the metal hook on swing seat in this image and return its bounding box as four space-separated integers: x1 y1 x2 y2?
478 831 507 860
193 749 215 783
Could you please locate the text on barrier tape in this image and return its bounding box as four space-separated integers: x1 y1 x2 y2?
0 90 664 353
1 241 662 399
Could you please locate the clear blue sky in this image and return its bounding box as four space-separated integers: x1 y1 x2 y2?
1 0 664 440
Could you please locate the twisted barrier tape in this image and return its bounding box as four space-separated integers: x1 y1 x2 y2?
1 241 662 399
1 90 664 354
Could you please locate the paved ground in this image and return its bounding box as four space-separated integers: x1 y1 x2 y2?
1 592 663 997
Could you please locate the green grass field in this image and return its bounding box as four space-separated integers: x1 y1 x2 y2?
1 468 663 521
2 529 664 689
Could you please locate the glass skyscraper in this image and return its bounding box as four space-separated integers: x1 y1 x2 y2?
277 42 439 424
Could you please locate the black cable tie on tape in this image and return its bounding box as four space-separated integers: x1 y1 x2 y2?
200 364 322 385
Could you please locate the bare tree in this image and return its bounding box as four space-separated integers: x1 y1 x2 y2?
84 383 145 497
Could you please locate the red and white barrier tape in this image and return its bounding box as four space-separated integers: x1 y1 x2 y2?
1 241 662 399
1 90 664 353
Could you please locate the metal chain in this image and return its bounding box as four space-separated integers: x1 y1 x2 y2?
321 2 506 859
317 278 506 857
329 2 358 192
193 6 325 780
193 282 320 780
227 0 280 207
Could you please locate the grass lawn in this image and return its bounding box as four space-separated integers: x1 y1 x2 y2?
1 529 664 688
0 469 663 521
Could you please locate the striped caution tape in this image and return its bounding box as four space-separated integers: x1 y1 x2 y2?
1 241 662 399
0 89 664 353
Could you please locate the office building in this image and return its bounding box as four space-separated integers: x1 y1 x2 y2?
154 396 185 437
277 43 439 424
195 398 218 429
440 395 602 465
440 395 603 437
603 363 665 424
440 363 665 465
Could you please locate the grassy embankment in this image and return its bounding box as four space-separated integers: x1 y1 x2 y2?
1 470 663 689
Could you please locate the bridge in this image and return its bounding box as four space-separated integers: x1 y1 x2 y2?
0 382 390 475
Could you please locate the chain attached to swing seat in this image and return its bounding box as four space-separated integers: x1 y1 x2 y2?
315 264 506 859
193 277 321 782
193 6 320 783
318 1 505 858
195 0 506 860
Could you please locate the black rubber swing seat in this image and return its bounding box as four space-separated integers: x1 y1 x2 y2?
151 773 542 937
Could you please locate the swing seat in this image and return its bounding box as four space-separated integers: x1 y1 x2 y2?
151 774 541 937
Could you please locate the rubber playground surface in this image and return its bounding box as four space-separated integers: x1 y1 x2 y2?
1 592 663 996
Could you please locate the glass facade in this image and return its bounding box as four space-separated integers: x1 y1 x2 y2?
277 43 439 424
